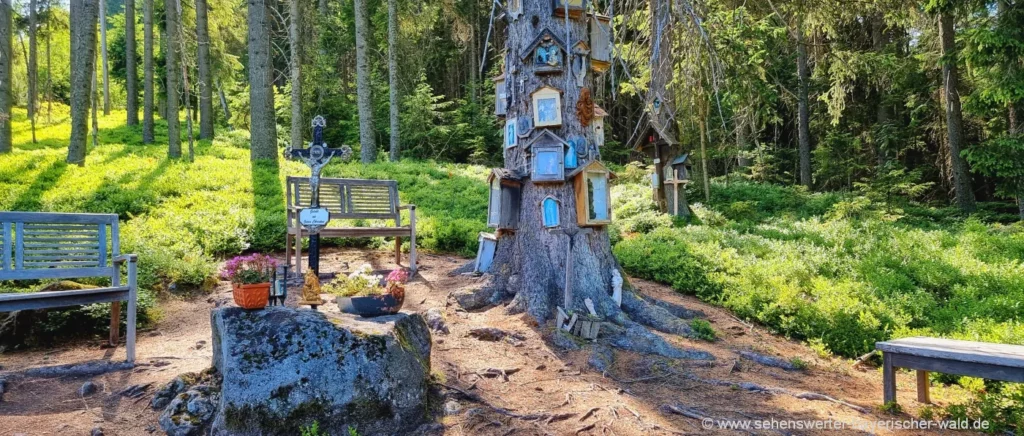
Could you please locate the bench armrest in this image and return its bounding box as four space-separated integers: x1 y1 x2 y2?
113 254 139 264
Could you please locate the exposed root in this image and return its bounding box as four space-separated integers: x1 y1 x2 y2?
620 291 695 337
737 350 801 371
682 373 869 414
605 323 714 360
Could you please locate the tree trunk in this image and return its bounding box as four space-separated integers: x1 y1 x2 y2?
736 111 750 168
872 14 888 168
143 0 154 142
67 0 97 165
796 18 812 189
354 0 375 163
45 17 51 124
0 0 9 155
165 0 180 158
196 0 213 139
125 0 138 125
649 0 676 212
217 80 232 130
699 106 710 202
999 0 1019 136
387 0 399 161
248 0 276 160
469 1 707 361
99 0 110 115
91 63 99 148
183 57 194 161
938 12 976 212
27 0 37 142
288 0 302 149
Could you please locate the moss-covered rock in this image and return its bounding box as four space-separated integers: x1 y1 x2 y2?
210 307 432 435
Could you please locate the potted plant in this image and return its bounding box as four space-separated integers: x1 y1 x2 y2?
222 254 277 310
330 265 409 317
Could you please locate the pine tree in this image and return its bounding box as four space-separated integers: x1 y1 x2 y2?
67 0 98 164
166 0 180 158
142 0 154 142
248 0 276 160
126 0 138 125
354 0 374 163
196 0 213 138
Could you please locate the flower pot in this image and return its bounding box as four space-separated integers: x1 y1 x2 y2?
232 282 271 310
336 293 405 317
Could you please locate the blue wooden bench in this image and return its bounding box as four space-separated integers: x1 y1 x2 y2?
0 212 138 363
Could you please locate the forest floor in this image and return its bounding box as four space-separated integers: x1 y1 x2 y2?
0 248 974 435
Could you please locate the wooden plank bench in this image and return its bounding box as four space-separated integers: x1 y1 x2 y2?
876 337 1024 405
0 212 139 363
285 177 417 275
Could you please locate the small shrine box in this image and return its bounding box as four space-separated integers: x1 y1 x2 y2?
494 74 507 117
531 86 563 127
523 30 566 75
475 232 498 273
487 168 523 229
590 14 612 73
593 104 608 146
664 154 691 218
526 130 570 183
667 153 691 181
569 160 616 226
553 0 586 18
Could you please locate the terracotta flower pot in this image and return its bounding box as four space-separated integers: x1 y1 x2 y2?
232 282 271 310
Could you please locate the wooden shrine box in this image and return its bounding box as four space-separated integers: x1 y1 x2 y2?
523 30 566 75
494 74 507 117
487 169 523 229
531 86 563 127
593 104 607 146
553 0 586 18
569 160 616 226
526 130 569 183
590 14 612 73
475 232 498 273
664 154 691 217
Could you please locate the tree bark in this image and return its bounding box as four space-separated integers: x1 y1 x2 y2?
165 0 180 158
91 62 99 148
125 0 138 125
99 0 110 115
218 80 232 130
0 0 9 155
143 0 154 142
248 0 277 160
649 0 676 212
288 0 302 149
938 12 976 212
196 0 212 138
387 0 399 161
796 18 812 189
67 0 97 164
354 0 375 163
45 13 51 124
872 14 888 168
27 0 37 142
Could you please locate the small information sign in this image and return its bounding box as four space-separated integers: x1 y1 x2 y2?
299 207 331 233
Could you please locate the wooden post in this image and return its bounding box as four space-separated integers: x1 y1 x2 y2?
126 257 138 363
916 370 930 404
408 206 417 272
883 352 897 405
395 237 402 265
109 301 120 345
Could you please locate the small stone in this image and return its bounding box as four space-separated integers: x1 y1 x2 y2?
90 427 104 436
443 400 462 415
79 381 98 396
412 423 445 435
194 341 206 350
423 308 449 335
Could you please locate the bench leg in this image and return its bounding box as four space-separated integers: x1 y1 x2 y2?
409 208 417 272
916 370 931 404
883 352 897 405
294 232 303 277
395 237 402 265
285 233 292 271
126 260 138 364
109 301 120 346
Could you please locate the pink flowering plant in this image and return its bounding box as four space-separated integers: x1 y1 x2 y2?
222 254 277 285
386 268 409 285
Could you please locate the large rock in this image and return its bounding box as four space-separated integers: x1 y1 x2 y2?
210 307 432 435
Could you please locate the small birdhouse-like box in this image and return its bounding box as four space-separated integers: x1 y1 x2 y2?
494 74 507 117
553 0 586 18
526 130 569 183
531 86 563 127
475 232 498 273
487 169 522 229
570 160 616 226
523 30 566 75
590 14 612 73
508 0 523 20
668 154 691 181
593 104 608 147
664 154 691 218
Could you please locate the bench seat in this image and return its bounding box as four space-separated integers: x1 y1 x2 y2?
315 226 414 238
876 337 1024 405
0 286 131 312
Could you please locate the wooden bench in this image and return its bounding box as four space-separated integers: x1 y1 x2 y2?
876 337 1024 405
0 212 139 363
285 177 417 275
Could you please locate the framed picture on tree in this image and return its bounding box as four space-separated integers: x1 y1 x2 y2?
532 87 562 127
505 118 518 148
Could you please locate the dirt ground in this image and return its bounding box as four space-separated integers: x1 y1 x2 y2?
0 248 977 435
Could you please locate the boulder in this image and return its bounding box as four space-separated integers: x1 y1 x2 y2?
210 307 432 435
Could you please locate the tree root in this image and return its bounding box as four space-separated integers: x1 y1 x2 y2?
620 291 696 337
605 323 714 360
682 373 869 414
737 350 801 371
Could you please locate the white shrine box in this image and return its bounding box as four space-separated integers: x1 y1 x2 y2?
590 14 612 73
593 104 607 146
487 168 522 229
570 160 616 227
475 232 498 273
494 74 507 117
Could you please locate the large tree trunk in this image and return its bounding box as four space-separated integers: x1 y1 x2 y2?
999 0 1019 135
45 14 51 124
67 0 97 165
248 0 276 160
288 0 302 149
143 0 154 142
649 0 676 212
196 0 213 139
99 0 110 115
165 0 180 158
0 0 9 155
938 12 976 212
796 18 812 189
27 0 37 142
387 0 399 161
354 0 375 163
91 62 99 147
218 80 232 130
126 0 138 125
871 14 888 168
468 0 708 362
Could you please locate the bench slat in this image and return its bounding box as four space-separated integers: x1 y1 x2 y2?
2 222 9 271
23 261 104 267
0 212 118 225
877 337 1024 368
15 222 23 269
0 267 117 281
0 287 130 312
24 254 102 261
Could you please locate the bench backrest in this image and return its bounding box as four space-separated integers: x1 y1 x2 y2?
0 212 120 280
286 177 401 224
